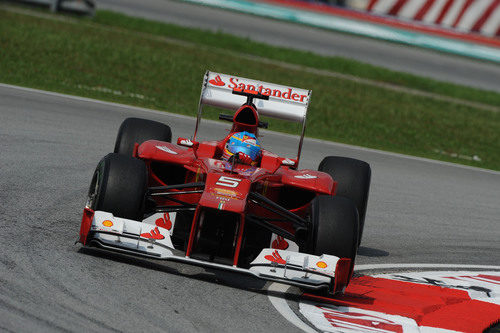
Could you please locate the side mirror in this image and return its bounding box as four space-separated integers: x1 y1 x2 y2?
177 137 199 148
281 158 296 167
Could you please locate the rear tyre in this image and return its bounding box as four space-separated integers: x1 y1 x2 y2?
87 153 147 220
114 117 172 156
303 195 358 262
318 156 371 245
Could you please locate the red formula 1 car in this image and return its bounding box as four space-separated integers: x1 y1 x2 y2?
78 71 371 294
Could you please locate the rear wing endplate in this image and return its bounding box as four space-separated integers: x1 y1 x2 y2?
194 71 312 168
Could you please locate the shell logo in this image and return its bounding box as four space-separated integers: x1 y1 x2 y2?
102 220 113 227
316 261 328 269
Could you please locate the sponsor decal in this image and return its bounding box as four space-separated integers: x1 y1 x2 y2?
156 145 178 154
270 233 299 252
217 201 224 210
213 187 238 198
316 261 328 269
102 220 113 227
227 78 308 102
140 226 165 240
208 74 308 103
295 174 317 179
155 213 172 231
265 250 287 265
271 236 289 250
209 75 225 86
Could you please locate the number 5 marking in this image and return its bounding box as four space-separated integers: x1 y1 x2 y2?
216 176 241 188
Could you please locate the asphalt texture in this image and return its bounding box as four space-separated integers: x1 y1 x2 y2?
97 0 500 93
0 84 499 332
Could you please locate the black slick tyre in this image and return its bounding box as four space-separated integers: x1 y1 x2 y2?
303 195 359 262
114 117 172 156
87 153 147 220
318 156 371 245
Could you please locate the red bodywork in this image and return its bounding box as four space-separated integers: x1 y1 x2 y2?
137 133 336 266
79 76 357 292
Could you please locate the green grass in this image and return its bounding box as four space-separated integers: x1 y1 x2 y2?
1 7 499 170
91 10 500 108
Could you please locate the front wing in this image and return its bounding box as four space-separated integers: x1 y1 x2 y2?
79 209 352 294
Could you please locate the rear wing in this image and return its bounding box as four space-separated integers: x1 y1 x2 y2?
194 71 312 167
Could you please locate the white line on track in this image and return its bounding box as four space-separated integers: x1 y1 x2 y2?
1 82 499 175
267 282 317 333
266 263 500 332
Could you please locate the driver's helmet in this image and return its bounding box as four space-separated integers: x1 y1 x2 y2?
222 131 262 165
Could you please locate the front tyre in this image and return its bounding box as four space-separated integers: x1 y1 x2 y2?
318 156 370 245
87 153 147 220
303 195 359 262
114 117 172 156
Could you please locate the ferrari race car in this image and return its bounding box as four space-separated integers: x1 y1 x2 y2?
78 71 371 294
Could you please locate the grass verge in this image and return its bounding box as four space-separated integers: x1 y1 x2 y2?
1 6 499 170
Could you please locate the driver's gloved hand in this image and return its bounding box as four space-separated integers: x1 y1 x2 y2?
237 152 253 165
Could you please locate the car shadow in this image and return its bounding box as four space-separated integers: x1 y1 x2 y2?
357 246 390 257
